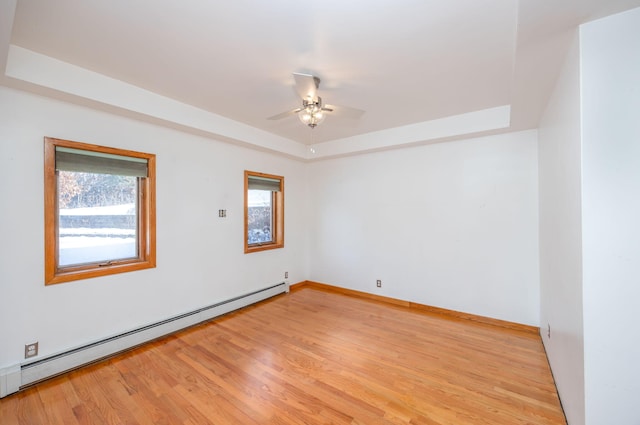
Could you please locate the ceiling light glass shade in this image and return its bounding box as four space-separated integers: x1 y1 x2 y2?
298 107 326 128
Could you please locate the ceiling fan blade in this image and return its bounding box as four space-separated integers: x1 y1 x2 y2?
324 104 365 119
293 73 319 101
267 108 302 120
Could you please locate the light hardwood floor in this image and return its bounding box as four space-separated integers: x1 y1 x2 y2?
0 287 566 424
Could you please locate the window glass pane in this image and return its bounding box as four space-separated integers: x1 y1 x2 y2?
247 189 273 244
58 171 138 266
244 170 283 254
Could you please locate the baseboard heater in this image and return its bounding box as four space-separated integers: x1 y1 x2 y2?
0 282 287 398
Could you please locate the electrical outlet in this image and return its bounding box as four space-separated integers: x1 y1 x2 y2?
25 342 38 359
285 271 289 279
376 280 382 287
547 324 551 339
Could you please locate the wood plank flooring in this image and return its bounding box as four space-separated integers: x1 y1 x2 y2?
0 287 566 424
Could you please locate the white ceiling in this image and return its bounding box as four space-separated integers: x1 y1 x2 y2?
2 0 640 158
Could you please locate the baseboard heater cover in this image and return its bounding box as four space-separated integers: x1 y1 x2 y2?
0 282 287 398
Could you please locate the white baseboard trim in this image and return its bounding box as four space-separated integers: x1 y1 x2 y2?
0 282 286 398
0 365 21 398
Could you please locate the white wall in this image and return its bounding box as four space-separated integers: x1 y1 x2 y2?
0 86 308 369
581 8 640 425
538 31 585 425
307 131 540 326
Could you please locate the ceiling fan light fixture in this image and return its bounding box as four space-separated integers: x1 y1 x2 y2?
298 98 326 128
268 73 363 128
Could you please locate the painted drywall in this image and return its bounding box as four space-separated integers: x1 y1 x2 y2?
307 131 540 326
5 46 308 159
0 86 308 369
581 8 640 425
537 31 585 425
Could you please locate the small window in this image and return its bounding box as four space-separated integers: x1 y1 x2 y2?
244 170 284 253
44 137 156 284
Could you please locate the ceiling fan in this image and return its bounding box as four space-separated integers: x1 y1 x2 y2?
267 73 364 129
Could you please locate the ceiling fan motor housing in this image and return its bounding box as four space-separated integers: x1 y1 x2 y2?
303 97 323 111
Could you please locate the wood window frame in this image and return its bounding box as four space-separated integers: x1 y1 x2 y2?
44 137 156 285
244 170 284 254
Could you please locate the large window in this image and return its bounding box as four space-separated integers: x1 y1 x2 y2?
44 137 156 284
244 170 284 253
